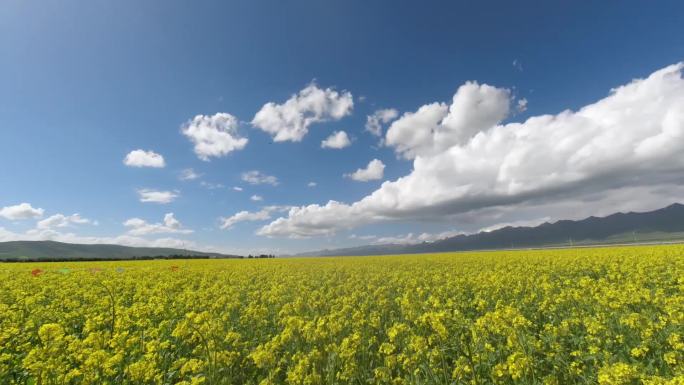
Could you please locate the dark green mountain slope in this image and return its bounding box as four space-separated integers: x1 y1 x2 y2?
0 240 239 260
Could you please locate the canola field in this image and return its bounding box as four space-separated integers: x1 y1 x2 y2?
1 245 684 385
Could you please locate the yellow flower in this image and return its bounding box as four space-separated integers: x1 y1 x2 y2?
598 363 640 385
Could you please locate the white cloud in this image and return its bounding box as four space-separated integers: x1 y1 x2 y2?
251 195 263 202
350 229 464 245
513 59 523 72
258 63 684 238
321 130 351 149
374 231 452 245
365 108 399 137
124 213 193 236
416 229 465 242
181 113 248 161
374 233 422 245
137 189 179 204
479 217 551 233
1 212 196 250
123 149 166 168
233 186 243 192
252 83 354 142
349 234 377 241
517 98 528 113
308 182 317 187
345 159 385 182
200 181 224 190
262 205 294 213
37 213 91 230
179 168 201 181
0 226 197 249
0 203 44 220
241 170 279 186
257 201 363 238
220 209 272 230
386 81 511 159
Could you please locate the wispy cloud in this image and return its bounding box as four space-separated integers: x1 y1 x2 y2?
241 171 278 186
137 189 179 204
124 213 193 236
179 168 202 181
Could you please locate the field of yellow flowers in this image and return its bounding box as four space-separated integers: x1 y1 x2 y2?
1 245 683 385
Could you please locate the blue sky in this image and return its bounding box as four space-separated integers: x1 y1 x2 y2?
1 0 683 254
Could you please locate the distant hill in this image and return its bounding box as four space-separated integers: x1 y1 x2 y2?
298 203 684 256
0 240 241 261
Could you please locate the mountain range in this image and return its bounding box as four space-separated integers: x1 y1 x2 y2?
0 241 239 261
297 203 684 256
1 203 683 260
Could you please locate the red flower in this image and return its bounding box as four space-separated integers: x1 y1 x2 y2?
30 269 43 277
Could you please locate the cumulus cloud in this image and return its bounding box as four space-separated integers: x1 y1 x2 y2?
219 206 290 230
241 170 279 186
220 209 272 230
259 63 684 238
179 168 201 181
252 83 353 142
137 189 179 204
345 159 385 182
181 113 248 161
386 81 511 159
123 149 166 168
0 203 44 220
37 213 91 230
250 195 263 202
124 213 193 236
321 131 351 149
365 108 399 137
233 186 244 192
257 201 362 238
